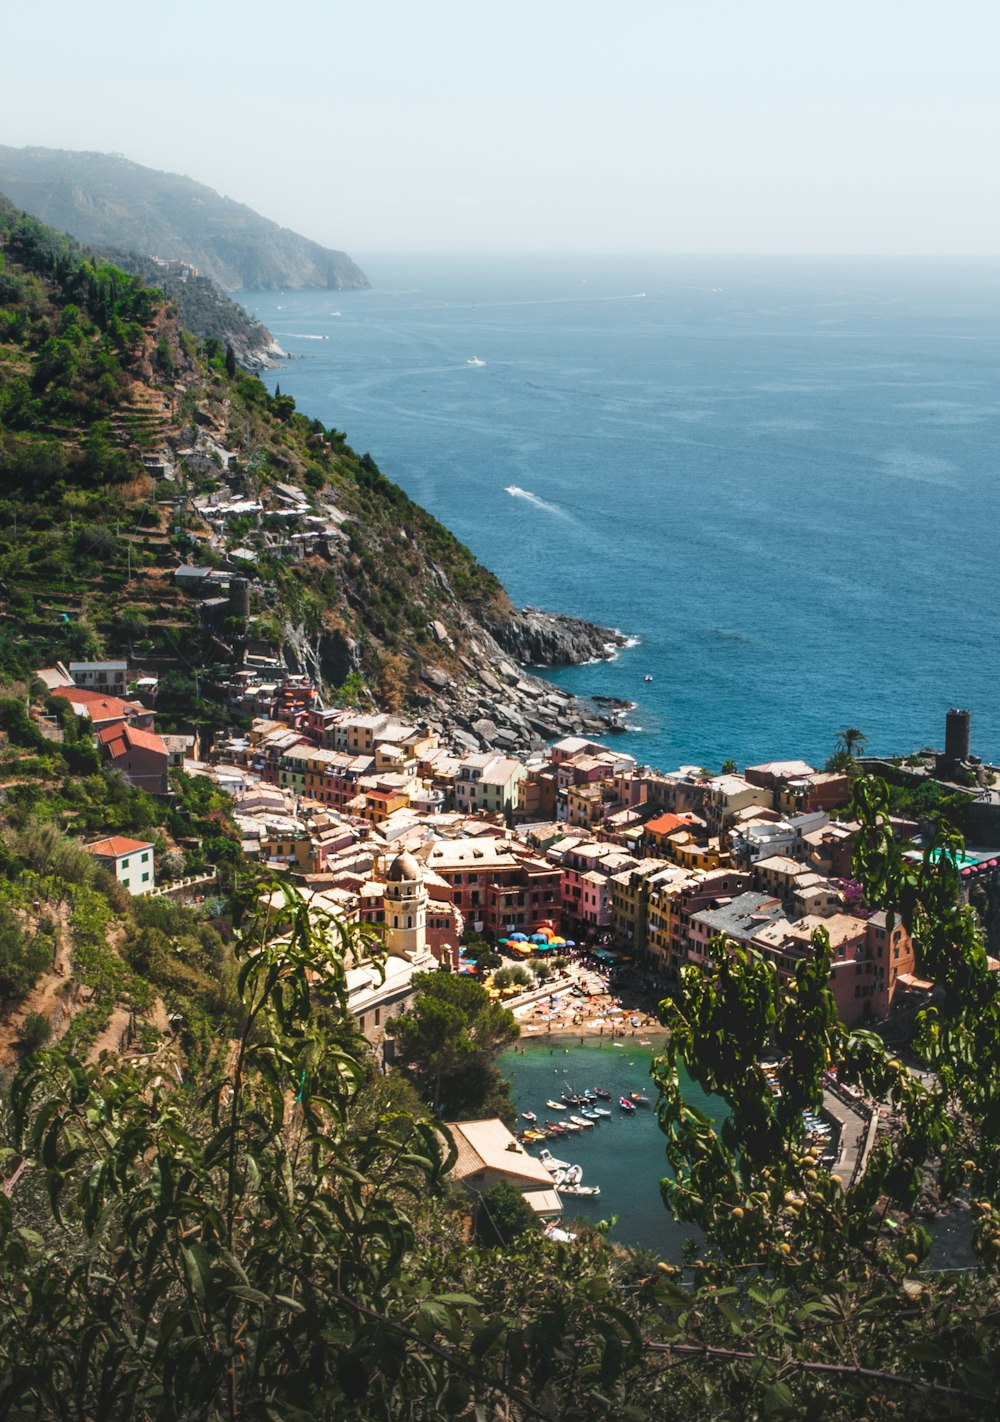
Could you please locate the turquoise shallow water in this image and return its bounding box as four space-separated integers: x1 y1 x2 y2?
245 253 1000 769
499 1041 718 1255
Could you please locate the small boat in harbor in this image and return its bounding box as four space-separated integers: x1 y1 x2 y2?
593 1087 611 1099
619 1097 636 1114
630 1092 651 1107
545 1123 567 1136
466 356 487 367
591 1106 612 1118
559 1182 601 1197
546 1099 567 1111
562 1121 583 1133
554 1164 583 1186
539 1148 570 1173
570 1115 595 1129
522 1111 537 1123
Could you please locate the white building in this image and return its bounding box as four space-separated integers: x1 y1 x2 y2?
83 836 156 895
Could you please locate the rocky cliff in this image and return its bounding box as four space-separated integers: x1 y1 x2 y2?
0 147 369 291
487 607 627 666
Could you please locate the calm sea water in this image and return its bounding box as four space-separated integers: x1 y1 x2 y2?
499 1041 714 1254
243 254 1000 770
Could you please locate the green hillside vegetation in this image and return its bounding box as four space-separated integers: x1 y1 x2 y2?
0 681 249 1059
89 246 278 369
0 195 511 716
0 146 369 291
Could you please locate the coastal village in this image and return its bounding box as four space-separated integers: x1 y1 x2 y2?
28 659 1000 1071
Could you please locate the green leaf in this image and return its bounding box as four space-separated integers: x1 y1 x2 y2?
472 1319 506 1358
762 1381 796 1416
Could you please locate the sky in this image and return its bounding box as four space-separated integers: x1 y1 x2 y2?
4 0 999 255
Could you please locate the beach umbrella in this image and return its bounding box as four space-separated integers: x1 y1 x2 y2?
496 937 509 945
510 932 528 942
564 940 576 948
530 933 548 944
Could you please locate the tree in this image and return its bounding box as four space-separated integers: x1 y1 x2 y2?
647 773 1000 1416
387 971 518 1119
493 965 532 991
475 1179 538 1247
836 725 867 758
720 759 738 775
0 881 651 1421
462 936 502 974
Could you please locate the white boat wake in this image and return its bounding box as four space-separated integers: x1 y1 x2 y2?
505 485 569 518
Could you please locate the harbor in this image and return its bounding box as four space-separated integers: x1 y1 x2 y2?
500 1040 717 1254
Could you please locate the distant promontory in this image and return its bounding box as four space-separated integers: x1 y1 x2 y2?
0 146 369 292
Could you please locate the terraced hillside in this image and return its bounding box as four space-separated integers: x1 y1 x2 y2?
0 198 621 741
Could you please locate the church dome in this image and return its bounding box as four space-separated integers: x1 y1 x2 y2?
387 850 421 882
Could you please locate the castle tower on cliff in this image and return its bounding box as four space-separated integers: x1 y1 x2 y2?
384 850 428 962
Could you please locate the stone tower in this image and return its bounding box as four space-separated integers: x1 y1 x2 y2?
384 850 428 961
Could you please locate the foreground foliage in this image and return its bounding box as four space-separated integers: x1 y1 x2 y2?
1 781 999 1419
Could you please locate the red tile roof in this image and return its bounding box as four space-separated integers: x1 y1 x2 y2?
51 686 145 724
645 813 694 837
96 722 167 759
120 723 167 756
84 836 154 859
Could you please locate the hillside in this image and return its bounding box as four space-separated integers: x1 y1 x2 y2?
0 198 623 748
0 146 369 291
89 246 283 369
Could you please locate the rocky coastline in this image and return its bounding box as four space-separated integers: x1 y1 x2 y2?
414 609 634 756
486 606 629 667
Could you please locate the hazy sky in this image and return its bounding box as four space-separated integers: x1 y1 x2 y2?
5 0 998 254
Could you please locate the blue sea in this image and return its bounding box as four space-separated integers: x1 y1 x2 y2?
242 254 1000 771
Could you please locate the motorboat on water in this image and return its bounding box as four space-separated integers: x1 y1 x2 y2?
522 1111 537 1123
630 1092 651 1107
619 1097 636 1114
553 1164 583 1186
466 356 486 366
538 1148 571 1173
546 1099 567 1111
591 1106 612 1118
593 1087 611 1099
559 1182 601 1197
570 1115 595 1129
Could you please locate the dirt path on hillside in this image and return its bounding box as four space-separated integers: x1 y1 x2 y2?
0 903 76 1070
87 1005 132 1061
